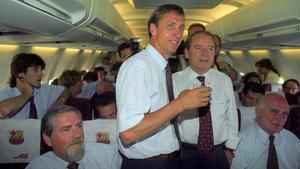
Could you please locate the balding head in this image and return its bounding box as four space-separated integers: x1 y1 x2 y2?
255 93 289 135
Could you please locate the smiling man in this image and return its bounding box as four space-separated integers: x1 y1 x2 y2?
116 4 211 169
26 105 121 169
231 93 300 169
0 53 69 119
173 31 238 169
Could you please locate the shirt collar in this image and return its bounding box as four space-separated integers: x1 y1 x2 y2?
145 44 168 71
51 151 70 167
255 122 282 145
13 85 40 97
185 67 213 84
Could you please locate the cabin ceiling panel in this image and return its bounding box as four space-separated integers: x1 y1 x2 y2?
131 0 224 9
112 0 254 47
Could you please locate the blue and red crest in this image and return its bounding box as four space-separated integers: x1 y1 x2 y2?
9 130 24 145
96 132 110 144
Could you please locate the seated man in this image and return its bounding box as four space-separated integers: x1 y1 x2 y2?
0 53 69 119
117 42 134 62
282 79 299 105
58 70 92 120
238 82 265 131
58 70 84 98
93 91 117 119
234 72 262 106
231 93 300 169
285 92 300 139
93 66 107 81
90 80 114 115
26 105 121 169
82 71 98 85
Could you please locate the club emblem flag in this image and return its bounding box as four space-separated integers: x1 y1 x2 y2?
96 132 110 144
0 119 41 163
9 130 24 145
83 119 117 150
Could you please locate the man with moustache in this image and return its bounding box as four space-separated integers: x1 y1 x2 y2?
116 4 211 169
173 31 238 169
26 105 121 169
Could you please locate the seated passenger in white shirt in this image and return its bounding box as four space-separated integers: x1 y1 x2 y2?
0 53 69 119
231 93 300 169
234 72 262 106
238 82 265 131
26 105 121 169
93 91 117 119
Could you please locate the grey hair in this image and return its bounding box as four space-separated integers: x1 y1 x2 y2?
256 93 286 109
41 105 82 137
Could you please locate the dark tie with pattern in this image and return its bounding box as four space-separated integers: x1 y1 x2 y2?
197 76 214 153
267 135 279 169
29 96 37 119
165 63 181 149
67 162 79 169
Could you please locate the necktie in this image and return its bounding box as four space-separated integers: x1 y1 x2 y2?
267 135 279 169
67 162 79 169
29 96 37 119
197 76 214 153
165 63 181 148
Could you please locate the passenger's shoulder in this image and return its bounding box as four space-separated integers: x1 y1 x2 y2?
238 125 256 141
85 142 115 154
121 52 149 69
0 87 14 94
281 129 300 143
172 69 187 78
211 69 231 80
26 152 55 169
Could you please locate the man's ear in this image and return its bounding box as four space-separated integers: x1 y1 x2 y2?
184 48 189 59
242 93 245 100
42 133 53 147
149 23 157 37
255 107 261 117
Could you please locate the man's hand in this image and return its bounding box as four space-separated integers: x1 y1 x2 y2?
224 149 234 166
177 86 211 111
16 77 33 98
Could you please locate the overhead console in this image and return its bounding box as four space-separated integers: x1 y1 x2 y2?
206 0 300 49
0 0 133 50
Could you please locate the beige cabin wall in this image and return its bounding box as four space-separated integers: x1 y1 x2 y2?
227 48 300 83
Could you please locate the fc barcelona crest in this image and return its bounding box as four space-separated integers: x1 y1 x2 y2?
96 132 110 144
9 130 24 145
